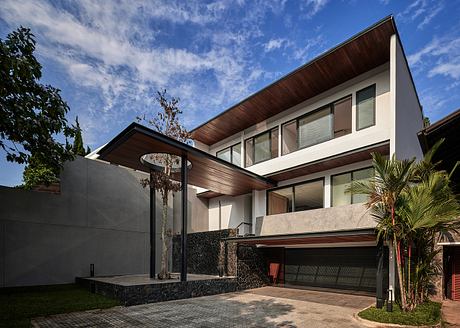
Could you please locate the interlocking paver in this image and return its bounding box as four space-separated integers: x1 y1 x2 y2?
31 287 373 327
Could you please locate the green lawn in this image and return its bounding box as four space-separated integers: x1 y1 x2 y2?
0 284 119 328
358 301 442 326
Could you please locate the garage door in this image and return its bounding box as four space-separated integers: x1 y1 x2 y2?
284 247 377 293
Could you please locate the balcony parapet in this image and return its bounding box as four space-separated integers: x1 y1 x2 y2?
255 203 376 236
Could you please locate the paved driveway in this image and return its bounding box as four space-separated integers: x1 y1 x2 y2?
32 287 374 327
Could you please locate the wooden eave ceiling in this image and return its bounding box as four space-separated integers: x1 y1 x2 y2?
191 17 396 145
97 123 275 196
267 141 390 182
228 230 376 246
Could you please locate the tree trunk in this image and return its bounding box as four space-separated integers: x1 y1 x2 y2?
158 193 170 280
392 205 408 311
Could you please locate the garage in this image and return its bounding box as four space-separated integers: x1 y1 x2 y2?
284 247 377 293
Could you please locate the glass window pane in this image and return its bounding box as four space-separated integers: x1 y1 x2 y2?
268 187 293 215
294 180 324 212
271 128 279 159
298 108 333 149
357 85 376 130
332 173 351 207
232 143 241 166
333 96 352 137
282 121 297 155
352 168 374 204
245 139 253 167
254 132 271 163
217 147 231 162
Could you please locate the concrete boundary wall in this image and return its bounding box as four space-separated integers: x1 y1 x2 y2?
0 156 165 287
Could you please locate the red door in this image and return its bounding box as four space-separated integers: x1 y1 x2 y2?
452 248 460 300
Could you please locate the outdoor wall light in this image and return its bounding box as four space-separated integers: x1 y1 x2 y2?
387 287 393 312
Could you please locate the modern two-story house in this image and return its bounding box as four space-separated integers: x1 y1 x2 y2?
95 16 425 305
188 15 424 300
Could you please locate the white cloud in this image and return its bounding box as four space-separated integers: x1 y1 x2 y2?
0 0 326 146
398 0 444 30
409 35 460 80
264 38 288 52
301 0 329 18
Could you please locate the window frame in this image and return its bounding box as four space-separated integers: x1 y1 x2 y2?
356 84 376 131
266 177 325 215
216 142 242 166
244 127 278 167
281 94 352 155
330 166 374 207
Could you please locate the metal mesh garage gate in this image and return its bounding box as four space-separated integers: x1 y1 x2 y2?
284 247 377 293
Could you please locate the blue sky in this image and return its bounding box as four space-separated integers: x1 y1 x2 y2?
1 0 460 186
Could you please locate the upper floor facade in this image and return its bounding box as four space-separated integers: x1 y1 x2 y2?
191 16 424 179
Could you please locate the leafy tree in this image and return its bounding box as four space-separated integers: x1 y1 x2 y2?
349 141 460 311
137 90 190 279
0 27 76 178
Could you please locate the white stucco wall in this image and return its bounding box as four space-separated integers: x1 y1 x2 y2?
208 193 252 233
393 36 424 160
208 63 391 177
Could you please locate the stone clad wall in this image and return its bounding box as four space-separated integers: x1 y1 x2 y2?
173 229 268 290
173 229 237 276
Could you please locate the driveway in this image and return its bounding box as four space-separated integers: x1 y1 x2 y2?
32 287 374 327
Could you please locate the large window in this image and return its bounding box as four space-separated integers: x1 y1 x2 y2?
245 127 278 167
216 143 241 166
282 95 352 155
267 179 324 215
331 167 374 207
356 84 376 130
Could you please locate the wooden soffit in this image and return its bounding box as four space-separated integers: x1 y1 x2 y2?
267 141 390 182
191 16 396 145
97 123 276 196
227 229 376 246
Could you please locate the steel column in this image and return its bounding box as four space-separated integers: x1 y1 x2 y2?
149 170 156 279
180 154 188 282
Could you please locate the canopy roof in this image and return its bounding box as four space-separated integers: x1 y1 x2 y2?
97 123 276 196
226 228 376 247
191 16 397 145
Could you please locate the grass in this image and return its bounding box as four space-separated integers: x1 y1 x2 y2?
0 284 120 328
358 301 442 326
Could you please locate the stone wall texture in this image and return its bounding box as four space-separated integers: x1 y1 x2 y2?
172 229 238 276
172 229 268 290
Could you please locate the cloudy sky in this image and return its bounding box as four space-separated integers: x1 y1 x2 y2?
1 0 460 186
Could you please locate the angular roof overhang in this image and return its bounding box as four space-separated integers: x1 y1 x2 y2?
191 16 397 145
97 123 276 196
226 228 376 247
418 108 460 192
267 141 390 182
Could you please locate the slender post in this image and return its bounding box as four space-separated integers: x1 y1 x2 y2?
149 170 156 279
180 154 188 282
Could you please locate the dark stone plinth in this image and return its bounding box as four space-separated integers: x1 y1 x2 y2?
76 276 238 306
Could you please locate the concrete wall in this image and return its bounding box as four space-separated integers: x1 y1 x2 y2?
0 156 205 287
255 203 376 236
173 186 209 234
393 36 424 161
208 194 252 234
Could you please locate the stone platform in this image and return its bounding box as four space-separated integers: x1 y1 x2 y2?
76 273 237 306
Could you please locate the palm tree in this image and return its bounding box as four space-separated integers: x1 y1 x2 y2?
349 152 414 310
398 171 460 308
349 143 460 311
